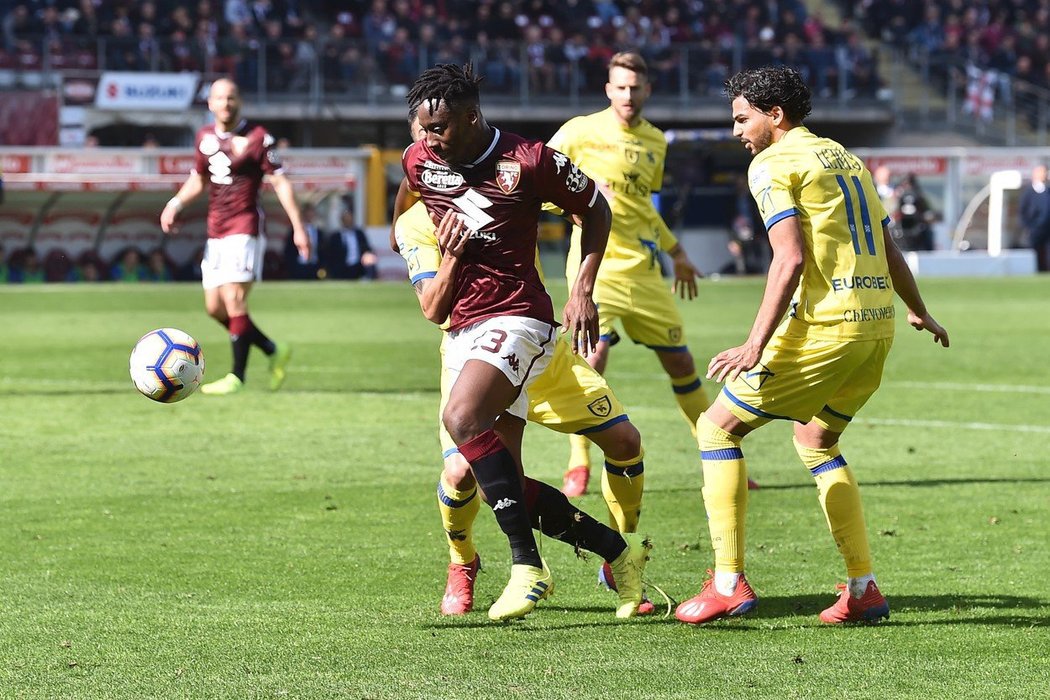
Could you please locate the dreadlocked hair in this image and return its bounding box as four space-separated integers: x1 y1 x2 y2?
406 63 483 116
725 66 812 124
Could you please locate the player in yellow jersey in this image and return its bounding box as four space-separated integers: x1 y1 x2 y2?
675 66 949 626
547 52 757 496
394 113 652 618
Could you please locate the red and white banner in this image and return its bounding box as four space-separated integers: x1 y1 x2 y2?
865 156 947 176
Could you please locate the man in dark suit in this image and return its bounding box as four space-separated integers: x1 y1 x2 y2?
1020 164 1050 272
326 198 377 280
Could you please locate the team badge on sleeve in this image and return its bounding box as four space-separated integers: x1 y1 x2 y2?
495 160 521 194
565 163 589 193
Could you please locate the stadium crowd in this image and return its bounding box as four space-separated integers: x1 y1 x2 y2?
841 0 1050 89
0 0 880 98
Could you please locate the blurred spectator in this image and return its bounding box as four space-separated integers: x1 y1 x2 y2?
0 243 6 283
111 247 148 282
1019 164 1050 272
285 201 324 279
73 250 106 282
873 164 898 214
326 198 376 280
719 175 768 275
145 248 175 281
893 173 935 252
9 247 44 284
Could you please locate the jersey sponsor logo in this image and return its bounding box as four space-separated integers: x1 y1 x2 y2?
831 275 890 291
495 159 521 194
452 188 495 232
587 396 612 417
492 498 517 511
565 163 589 193
843 306 896 323
208 151 233 185
741 364 774 391
421 167 465 191
199 133 220 156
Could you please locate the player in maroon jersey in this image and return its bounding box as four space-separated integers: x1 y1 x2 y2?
160 78 309 395
399 64 651 621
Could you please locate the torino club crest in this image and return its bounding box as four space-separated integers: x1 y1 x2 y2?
495 160 520 194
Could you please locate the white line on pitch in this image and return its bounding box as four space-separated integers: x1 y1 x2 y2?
882 380 1050 395
855 417 1050 434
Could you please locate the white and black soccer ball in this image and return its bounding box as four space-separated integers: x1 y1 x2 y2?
129 328 205 403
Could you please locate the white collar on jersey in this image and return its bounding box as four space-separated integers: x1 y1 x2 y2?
462 128 501 169
214 118 248 139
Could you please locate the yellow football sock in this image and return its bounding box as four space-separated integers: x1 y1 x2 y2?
672 372 710 438
794 438 872 578
568 433 593 470
601 451 645 533
698 414 747 573
437 472 480 565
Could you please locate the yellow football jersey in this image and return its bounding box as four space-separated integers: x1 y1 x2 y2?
749 126 895 342
548 108 677 282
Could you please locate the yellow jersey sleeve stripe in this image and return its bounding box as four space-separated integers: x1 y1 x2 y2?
765 207 800 229
410 270 437 284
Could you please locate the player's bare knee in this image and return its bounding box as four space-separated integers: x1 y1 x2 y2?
659 350 697 378
442 403 484 445
594 421 642 462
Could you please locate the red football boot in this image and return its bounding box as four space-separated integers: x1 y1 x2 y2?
440 555 481 615
819 580 890 624
675 571 758 624
561 466 590 497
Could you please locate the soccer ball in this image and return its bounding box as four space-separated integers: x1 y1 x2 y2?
129 328 205 403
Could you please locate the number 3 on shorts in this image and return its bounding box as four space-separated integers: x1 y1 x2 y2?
474 329 507 354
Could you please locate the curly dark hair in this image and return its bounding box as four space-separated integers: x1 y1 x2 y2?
406 63 483 117
725 66 812 124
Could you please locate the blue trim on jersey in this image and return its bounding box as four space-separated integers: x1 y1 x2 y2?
721 387 793 421
442 447 460 459
599 333 614 343
852 175 877 255
700 448 744 461
645 343 689 352
410 271 437 284
577 414 629 435
810 455 848 476
835 175 862 255
437 481 477 508
881 215 891 227
764 208 799 230
672 378 702 394
821 404 854 422
604 460 644 478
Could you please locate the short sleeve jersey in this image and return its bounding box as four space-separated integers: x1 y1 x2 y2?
548 108 676 281
748 126 894 341
402 127 599 332
192 119 283 239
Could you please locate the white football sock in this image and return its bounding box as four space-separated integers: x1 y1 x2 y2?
848 573 876 599
714 570 741 597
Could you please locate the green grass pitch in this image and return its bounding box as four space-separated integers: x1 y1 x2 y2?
1 277 1047 699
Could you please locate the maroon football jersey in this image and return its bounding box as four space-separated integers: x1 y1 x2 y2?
403 128 600 331
192 119 282 239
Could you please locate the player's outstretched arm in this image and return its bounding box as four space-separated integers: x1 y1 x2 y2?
414 211 468 324
563 193 612 356
882 225 950 347
270 172 310 260
708 216 804 383
666 243 700 300
160 173 206 234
